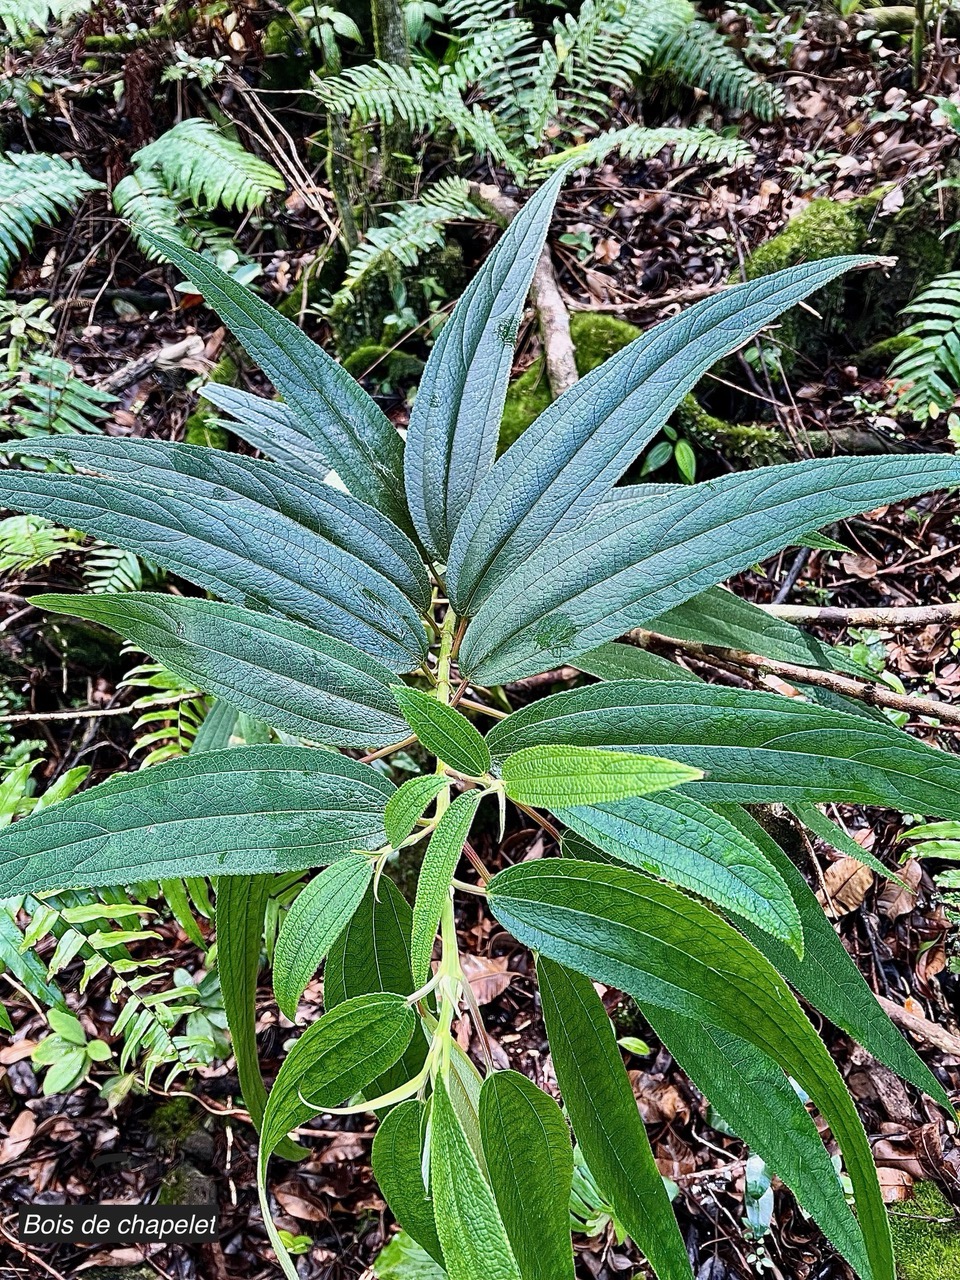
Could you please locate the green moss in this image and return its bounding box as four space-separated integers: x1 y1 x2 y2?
855 333 920 374
148 1094 199 1147
675 394 784 465
183 353 237 450
890 1182 960 1279
341 343 424 385
499 359 552 452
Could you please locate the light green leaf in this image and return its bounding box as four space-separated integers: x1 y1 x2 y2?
42 1047 87 1095
48 1008 85 1044
374 1231 446 1279
372 1100 445 1266
404 168 567 561
386 775 450 848
0 1005 13 1034
0 746 394 894
411 790 483 985
146 234 411 530
479 1070 575 1280
32 593 411 747
500 745 701 808
274 856 374 1021
488 859 894 1280
555 790 802 952
537 959 693 1280
431 1075 521 1280
459 455 960 683
392 687 491 777
447 257 873 612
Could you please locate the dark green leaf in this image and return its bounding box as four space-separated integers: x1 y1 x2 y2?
537 959 692 1280
191 699 239 752
411 790 483 985
200 383 332 474
385 775 449 848
501 745 700 808
392 686 491 776
789 802 902 885
0 746 394 894
479 1069 576 1280
372 1100 445 1266
574 642 700 683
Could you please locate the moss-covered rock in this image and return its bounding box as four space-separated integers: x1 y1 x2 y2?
341 343 424 385
675 394 784 465
148 1094 200 1148
854 332 920 374
183 353 237 450
889 1182 960 1279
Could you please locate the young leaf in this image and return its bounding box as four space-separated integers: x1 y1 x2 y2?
486 680 960 821
372 1099 446 1267
479 1070 576 1280
404 167 567 561
500 745 701 808
392 686 491 776
0 746 394 894
145 234 411 531
645 1006 873 1280
459 454 960 683
555 790 802 952
488 859 894 1280
0 470 427 672
537 959 693 1280
431 1075 522 1280
32 594 411 748
446 256 873 612
200 382 332 474
385 775 450 848
410 789 483 985
273 856 374 1021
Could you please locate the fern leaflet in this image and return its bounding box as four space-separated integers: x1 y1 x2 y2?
889 270 960 419
0 152 102 285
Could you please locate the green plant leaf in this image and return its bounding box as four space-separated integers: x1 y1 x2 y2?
0 470 427 673
410 790 483 985
392 687 491 777
431 1075 521 1280
500 745 701 808
273 856 374 1022
645 1006 873 1280
713 806 952 1111
446 257 872 612
486 680 960 820
537 959 693 1280
460 455 960 683
0 746 394 894
574 642 700 683
0 1005 12 1034
385 775 450 848
488 859 894 1280
789 802 901 884
145 234 411 530
259 993 416 1280
555 791 802 952
374 1231 446 1279
479 1069 575 1280
372 1099 445 1266
200 383 332 475
32 593 411 748
404 168 567 561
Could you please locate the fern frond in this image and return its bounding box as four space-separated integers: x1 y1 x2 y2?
0 514 80 573
83 544 145 594
131 119 284 214
0 353 114 440
339 177 481 294
652 18 785 120
889 270 960 419
535 124 751 176
0 152 102 285
120 660 211 766
113 168 201 259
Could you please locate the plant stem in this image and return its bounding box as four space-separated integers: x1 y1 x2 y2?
762 602 960 628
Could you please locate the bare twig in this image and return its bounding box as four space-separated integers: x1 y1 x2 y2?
763 602 960 628
98 335 209 393
0 698 188 724
876 995 960 1060
358 734 417 764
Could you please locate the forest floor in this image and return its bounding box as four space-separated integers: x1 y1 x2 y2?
3 10 960 1280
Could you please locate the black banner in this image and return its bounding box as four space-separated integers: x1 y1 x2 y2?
18 1204 218 1243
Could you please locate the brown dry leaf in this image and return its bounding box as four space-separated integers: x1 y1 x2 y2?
460 952 515 1006
594 237 621 265
0 1108 35 1164
877 858 922 918
0 1040 37 1064
878 1167 913 1202
817 858 874 916
840 551 880 579
77 1247 157 1269
315 1131 366 1163
274 1181 328 1222
629 1072 690 1125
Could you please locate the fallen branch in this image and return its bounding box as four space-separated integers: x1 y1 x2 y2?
467 182 579 397
98 335 209 394
0 696 195 724
763 602 960 628
876 995 960 1060
631 629 960 727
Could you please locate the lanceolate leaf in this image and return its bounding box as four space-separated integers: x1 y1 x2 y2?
393 686 491 776
555 791 802 951
411 790 483 985
0 470 427 672
713 806 952 1110
479 1070 575 1280
500 745 701 808
488 859 894 1280
273 856 374 1021
431 1076 522 1280
23 436 431 612
537 959 693 1280
147 234 410 530
486 680 960 820
32 594 412 747
200 383 332 474
372 1100 446 1267
645 1006 873 1280
574 642 700 684
446 256 873 611
404 167 567 561
0 747 394 894
789 801 901 885
460 454 960 683
385 775 449 848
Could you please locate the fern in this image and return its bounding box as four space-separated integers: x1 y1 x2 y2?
83 544 146 594
536 124 751 176
0 0 91 37
888 270 960 420
0 352 114 442
651 18 785 121
120 660 211 767
0 152 102 286
0 513 80 572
